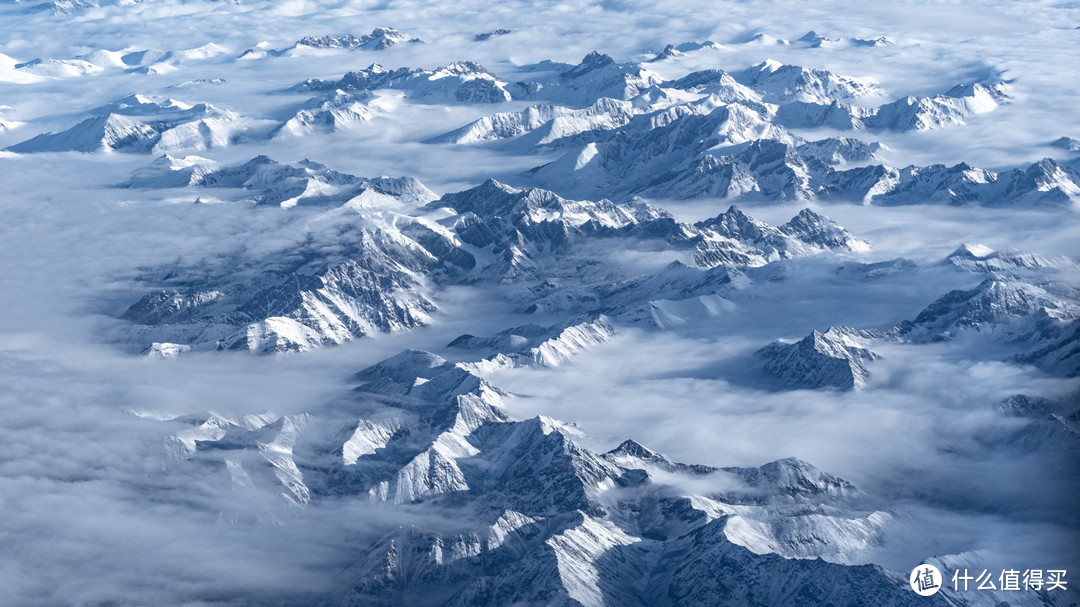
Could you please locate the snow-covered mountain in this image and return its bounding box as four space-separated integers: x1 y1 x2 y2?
237 28 421 60
767 81 1008 133
1052 136 1080 152
296 28 420 51
163 347 940 606
696 205 869 263
749 242 1080 391
899 276 1080 377
520 51 665 107
1011 317 1080 377
902 277 1079 340
116 176 869 354
5 93 251 154
9 0 163 15
946 242 1080 278
850 158 1080 207
980 393 1080 453
425 179 865 306
796 30 892 48
125 154 436 207
18 0 101 14
410 57 1050 207
294 61 516 105
866 82 1010 131
524 101 803 200
273 89 378 135
456 316 618 371
274 61 521 133
0 43 230 81
412 74 1037 205
732 59 880 104
3 4 1079 604
525 114 1080 205
119 197 462 353
428 97 639 145
757 327 884 390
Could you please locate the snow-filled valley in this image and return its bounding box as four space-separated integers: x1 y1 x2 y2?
1 0 1078 605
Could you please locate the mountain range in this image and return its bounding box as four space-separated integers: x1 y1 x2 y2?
167 346 952 606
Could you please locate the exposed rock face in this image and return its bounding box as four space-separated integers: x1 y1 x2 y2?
757 328 881 390
118 170 872 355
296 28 420 51
904 278 1079 338
294 61 514 104
120 206 463 353
166 348 927 606
733 59 881 104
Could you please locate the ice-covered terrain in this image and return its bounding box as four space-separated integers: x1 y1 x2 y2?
0 0 1078 605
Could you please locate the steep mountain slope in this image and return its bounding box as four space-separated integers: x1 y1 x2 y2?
117 175 870 354
120 200 465 353
3 3 1080 607
867 82 1010 131
751 243 1080 390
295 28 420 50
529 129 1080 206
757 327 883 390
732 59 880 104
428 98 639 145
521 51 665 107
454 317 619 371
5 93 250 154
294 61 516 105
163 348 937 606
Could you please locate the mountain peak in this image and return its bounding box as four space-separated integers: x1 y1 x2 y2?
354 349 449 383
757 327 880 390
607 439 661 460
430 178 524 215
949 242 996 260
755 58 785 73
295 28 416 51
779 209 870 252
756 456 857 494
908 276 1079 338
1051 136 1080 152
698 204 761 230
650 44 683 62
561 51 616 79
